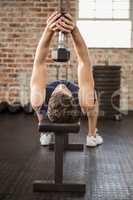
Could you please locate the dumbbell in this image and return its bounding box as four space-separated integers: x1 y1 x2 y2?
52 31 70 62
0 102 8 113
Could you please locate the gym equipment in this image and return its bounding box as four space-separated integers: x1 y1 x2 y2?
33 117 86 192
8 103 22 113
52 0 70 62
52 31 70 62
0 102 8 113
93 65 122 120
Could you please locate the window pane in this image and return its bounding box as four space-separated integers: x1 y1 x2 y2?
113 10 129 18
96 9 112 18
79 9 95 18
77 20 131 48
113 1 130 10
96 0 113 18
79 0 95 18
87 2 95 10
96 0 112 9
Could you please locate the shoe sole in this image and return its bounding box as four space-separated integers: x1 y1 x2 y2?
86 146 97 148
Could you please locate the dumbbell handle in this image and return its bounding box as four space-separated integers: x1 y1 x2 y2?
58 0 69 48
58 31 65 48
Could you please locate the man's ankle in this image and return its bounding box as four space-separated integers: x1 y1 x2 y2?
87 134 96 138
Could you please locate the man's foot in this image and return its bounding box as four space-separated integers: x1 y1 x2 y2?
86 135 97 147
96 133 103 145
40 133 52 146
86 128 103 147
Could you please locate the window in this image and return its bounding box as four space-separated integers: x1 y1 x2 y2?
77 0 132 48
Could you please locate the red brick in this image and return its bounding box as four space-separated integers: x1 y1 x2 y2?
30 8 41 12
35 3 48 7
1 49 15 53
0 54 7 58
3 59 15 63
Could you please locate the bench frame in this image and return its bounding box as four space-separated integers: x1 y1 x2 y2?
33 121 86 192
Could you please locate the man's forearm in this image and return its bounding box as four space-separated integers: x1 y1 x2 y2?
71 26 91 66
30 26 52 110
34 26 54 66
71 26 95 100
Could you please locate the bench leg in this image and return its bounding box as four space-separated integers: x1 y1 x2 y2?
33 180 86 192
33 133 85 192
55 132 64 183
49 134 84 151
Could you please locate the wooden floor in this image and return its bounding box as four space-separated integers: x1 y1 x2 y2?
0 112 133 200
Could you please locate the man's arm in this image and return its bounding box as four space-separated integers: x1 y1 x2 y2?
71 26 92 67
56 14 94 110
71 26 94 110
30 12 61 110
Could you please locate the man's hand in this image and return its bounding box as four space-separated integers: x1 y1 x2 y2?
55 13 75 33
46 12 75 33
46 11 61 32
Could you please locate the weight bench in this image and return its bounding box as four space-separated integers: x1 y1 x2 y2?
33 118 86 192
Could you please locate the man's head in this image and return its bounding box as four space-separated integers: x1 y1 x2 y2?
52 84 72 97
47 84 79 123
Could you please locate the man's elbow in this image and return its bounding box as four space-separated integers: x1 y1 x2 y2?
30 100 42 111
30 90 44 111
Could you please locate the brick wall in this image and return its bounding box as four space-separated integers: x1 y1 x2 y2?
0 0 133 111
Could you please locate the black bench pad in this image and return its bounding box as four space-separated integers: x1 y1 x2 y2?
38 117 80 133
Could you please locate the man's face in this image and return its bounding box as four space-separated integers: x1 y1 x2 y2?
52 84 72 97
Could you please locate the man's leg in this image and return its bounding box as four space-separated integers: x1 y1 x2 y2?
87 98 99 137
36 112 53 146
86 99 103 147
88 110 98 138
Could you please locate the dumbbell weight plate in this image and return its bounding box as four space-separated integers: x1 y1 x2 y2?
52 48 70 62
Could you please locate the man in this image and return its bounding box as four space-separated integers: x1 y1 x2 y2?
30 12 103 147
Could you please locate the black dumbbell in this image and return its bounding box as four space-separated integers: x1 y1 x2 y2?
8 102 22 113
52 31 70 62
0 101 8 113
